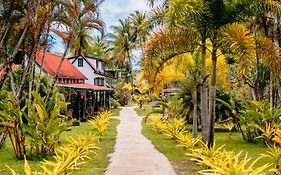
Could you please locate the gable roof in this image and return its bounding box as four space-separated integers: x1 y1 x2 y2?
69 55 107 76
36 51 87 80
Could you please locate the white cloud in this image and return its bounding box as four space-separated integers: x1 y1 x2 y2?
100 0 150 32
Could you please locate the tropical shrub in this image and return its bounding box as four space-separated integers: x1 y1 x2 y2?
187 143 226 166
113 82 131 106
239 100 281 143
90 110 111 135
8 133 99 175
261 144 281 174
111 99 120 108
25 90 72 157
0 93 27 159
198 151 269 175
150 116 167 134
188 143 269 174
163 118 186 140
0 90 72 159
176 132 201 149
273 129 281 145
134 94 150 108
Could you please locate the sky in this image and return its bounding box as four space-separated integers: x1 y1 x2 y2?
100 0 150 33
51 0 150 55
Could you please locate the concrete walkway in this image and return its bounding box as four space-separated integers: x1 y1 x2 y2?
105 106 176 175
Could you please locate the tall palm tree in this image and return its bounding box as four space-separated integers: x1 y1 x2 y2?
109 19 137 85
46 0 105 101
145 0 270 147
246 0 281 109
146 0 213 144
129 11 151 53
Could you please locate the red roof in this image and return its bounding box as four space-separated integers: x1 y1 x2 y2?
60 83 113 91
36 51 87 80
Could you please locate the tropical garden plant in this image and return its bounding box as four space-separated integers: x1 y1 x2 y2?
90 110 111 136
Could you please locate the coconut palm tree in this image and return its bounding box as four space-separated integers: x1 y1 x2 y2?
89 35 110 59
129 10 151 53
109 19 137 86
46 0 105 101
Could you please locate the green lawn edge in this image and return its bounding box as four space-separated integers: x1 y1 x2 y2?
0 118 119 175
142 117 271 175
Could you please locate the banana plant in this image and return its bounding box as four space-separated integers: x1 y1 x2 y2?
23 90 72 157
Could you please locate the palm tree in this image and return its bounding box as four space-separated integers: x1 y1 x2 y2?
109 19 137 85
46 0 105 101
129 11 151 53
90 35 110 59
146 0 213 144
145 0 270 147
246 0 281 109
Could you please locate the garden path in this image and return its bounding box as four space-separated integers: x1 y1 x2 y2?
105 106 176 175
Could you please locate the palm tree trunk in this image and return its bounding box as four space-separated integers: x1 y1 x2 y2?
0 25 29 148
45 41 70 102
16 28 41 100
8 26 29 98
127 49 134 93
270 71 273 110
0 126 9 148
191 88 198 138
201 38 209 143
208 47 217 148
28 61 35 110
36 22 50 92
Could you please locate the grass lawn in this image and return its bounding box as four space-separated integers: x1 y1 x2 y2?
110 107 122 116
0 118 119 175
142 118 271 175
134 104 153 116
126 101 135 107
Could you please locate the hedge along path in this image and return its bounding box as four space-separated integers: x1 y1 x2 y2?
105 106 176 175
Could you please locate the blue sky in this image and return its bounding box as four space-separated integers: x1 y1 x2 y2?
101 0 150 33
51 0 150 55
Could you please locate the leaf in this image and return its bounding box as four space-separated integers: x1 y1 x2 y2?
35 104 45 121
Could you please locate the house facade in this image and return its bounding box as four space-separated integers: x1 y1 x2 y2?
35 51 113 120
68 55 107 86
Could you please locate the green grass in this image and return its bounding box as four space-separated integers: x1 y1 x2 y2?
142 119 199 175
110 107 122 116
72 119 119 175
126 100 137 107
142 118 272 175
0 119 119 175
134 104 153 116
